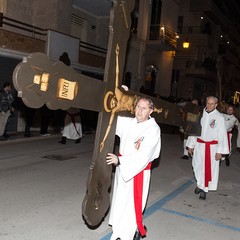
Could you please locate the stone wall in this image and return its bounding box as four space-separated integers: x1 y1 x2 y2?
0 29 45 53
2 0 72 34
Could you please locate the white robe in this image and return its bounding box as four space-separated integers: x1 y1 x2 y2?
237 121 240 148
62 108 82 140
109 116 161 240
186 108 229 192
223 113 238 152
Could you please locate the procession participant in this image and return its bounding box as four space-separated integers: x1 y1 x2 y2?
181 98 199 160
222 105 239 166
58 107 82 144
187 96 229 200
106 97 161 240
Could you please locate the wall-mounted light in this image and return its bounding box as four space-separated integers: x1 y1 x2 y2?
183 41 190 48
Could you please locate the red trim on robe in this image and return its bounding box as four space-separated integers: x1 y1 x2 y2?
197 138 218 187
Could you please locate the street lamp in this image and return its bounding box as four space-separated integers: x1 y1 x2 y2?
183 41 190 48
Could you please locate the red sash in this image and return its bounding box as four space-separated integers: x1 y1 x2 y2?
133 162 151 237
227 131 231 152
66 112 81 135
118 153 151 237
197 138 218 187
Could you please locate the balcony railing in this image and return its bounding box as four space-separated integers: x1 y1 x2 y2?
80 41 107 55
148 24 177 48
178 25 212 35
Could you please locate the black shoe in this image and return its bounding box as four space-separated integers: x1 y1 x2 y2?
58 137 66 144
199 191 206 200
40 133 51 136
237 147 240 153
24 132 31 137
3 133 10 138
133 230 141 240
194 187 202 194
133 226 147 240
181 155 189 160
0 135 9 141
225 156 230 167
75 138 81 144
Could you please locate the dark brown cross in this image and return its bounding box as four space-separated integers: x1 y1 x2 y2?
13 0 202 227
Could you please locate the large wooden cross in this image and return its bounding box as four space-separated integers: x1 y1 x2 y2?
13 0 202 227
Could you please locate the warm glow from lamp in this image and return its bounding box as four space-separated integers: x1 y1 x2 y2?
183 41 190 48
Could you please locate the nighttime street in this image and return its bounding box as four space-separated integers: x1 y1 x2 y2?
0 132 239 240
1 0 240 239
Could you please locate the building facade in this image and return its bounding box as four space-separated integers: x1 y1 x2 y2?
173 0 240 104
1 0 240 132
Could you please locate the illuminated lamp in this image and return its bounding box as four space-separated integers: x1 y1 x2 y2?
183 41 190 48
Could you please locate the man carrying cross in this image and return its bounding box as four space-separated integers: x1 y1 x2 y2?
106 97 161 240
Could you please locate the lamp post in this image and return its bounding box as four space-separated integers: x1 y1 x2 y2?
183 41 190 48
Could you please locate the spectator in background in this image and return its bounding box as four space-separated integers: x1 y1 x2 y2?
40 104 53 136
0 82 14 140
59 52 71 66
24 106 36 137
1 88 18 140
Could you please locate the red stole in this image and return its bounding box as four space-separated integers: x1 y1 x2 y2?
197 138 218 187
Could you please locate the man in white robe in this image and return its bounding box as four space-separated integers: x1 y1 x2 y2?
222 105 239 166
106 97 161 240
187 96 229 200
59 107 82 144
